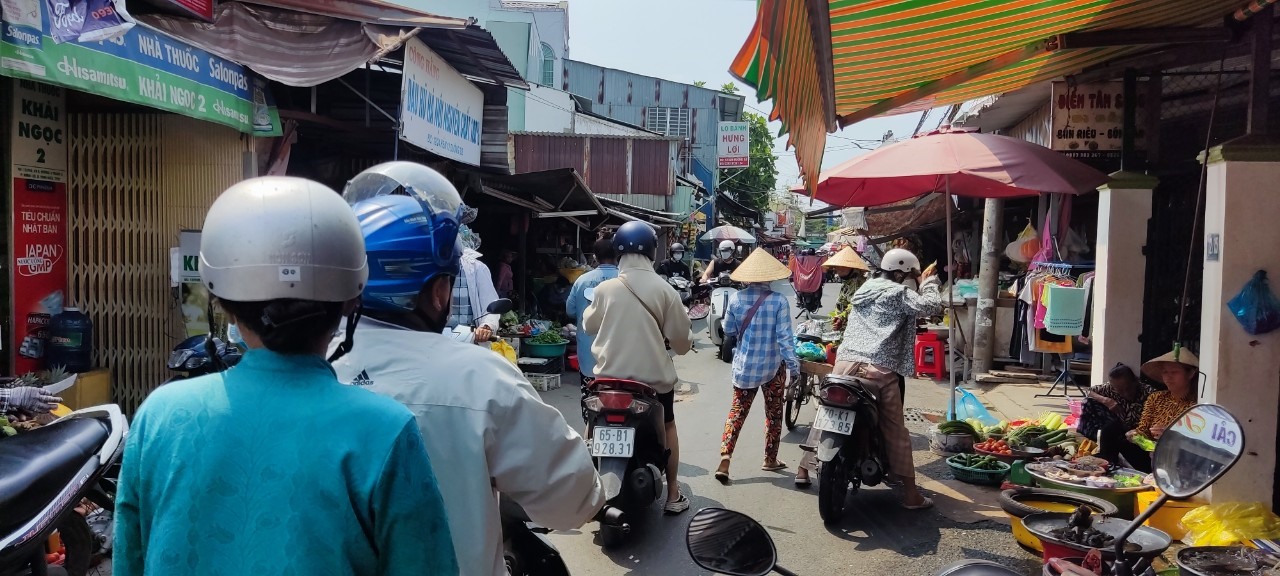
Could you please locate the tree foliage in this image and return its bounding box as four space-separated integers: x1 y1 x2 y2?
720 82 739 95
720 111 777 216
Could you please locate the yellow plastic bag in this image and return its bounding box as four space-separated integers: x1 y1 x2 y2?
1181 502 1280 546
490 339 518 366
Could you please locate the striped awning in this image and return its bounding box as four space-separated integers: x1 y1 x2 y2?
732 0 1252 195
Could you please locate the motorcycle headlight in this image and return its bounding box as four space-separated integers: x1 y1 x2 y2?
167 349 193 370
184 356 209 370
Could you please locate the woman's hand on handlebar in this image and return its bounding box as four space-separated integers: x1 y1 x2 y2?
475 326 494 343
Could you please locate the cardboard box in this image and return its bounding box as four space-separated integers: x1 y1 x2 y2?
61 369 111 410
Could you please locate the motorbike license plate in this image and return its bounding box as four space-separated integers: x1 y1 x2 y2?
813 406 855 435
591 427 635 458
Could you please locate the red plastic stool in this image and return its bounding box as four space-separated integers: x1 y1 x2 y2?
914 337 947 380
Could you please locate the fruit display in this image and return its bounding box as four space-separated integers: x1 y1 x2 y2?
975 438 1013 455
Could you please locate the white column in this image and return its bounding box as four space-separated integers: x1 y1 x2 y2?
1198 141 1280 506
1090 172 1155 387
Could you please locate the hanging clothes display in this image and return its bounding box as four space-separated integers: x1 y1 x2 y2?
1045 284 1088 336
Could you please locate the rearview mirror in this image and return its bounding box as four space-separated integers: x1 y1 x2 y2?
685 508 777 576
486 299 513 315
1152 404 1245 499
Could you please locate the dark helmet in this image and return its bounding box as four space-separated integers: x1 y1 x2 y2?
802 248 816 256
613 221 658 260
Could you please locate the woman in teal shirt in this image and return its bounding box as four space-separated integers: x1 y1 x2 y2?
114 177 457 576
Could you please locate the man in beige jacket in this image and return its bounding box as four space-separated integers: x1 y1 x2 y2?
584 221 694 513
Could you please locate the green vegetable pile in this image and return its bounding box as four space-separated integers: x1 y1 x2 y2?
938 420 982 439
527 329 567 345
948 453 1007 471
0 415 15 437
1130 434 1157 452
1005 424 1071 450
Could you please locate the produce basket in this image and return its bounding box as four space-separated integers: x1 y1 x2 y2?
523 341 568 358
946 456 1011 486
525 373 561 392
929 425 975 454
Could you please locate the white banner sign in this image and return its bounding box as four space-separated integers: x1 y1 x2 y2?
717 121 750 169
11 79 66 182
1050 81 1147 158
178 230 201 283
400 38 483 166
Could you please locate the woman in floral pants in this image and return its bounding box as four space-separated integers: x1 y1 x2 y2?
713 249 800 483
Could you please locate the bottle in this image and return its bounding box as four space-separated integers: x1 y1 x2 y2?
47 307 93 373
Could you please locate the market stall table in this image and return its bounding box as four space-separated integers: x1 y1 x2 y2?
1026 461 1153 520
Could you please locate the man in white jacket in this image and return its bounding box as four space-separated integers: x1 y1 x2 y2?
331 162 605 575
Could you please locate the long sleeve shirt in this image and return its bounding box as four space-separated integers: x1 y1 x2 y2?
584 254 693 393
1135 390 1196 439
836 276 943 378
723 285 800 388
114 349 457 576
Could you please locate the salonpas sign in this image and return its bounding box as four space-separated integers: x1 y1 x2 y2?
399 37 482 166
0 0 280 135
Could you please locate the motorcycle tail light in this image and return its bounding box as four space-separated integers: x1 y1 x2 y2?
599 391 633 411
630 401 651 414
584 396 603 412
820 386 855 408
605 414 627 424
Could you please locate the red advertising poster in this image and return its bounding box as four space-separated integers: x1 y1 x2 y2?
168 0 215 21
11 177 68 374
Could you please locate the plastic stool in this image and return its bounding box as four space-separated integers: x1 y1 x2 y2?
914 337 947 380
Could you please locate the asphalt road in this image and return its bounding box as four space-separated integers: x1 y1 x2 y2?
538 284 1043 576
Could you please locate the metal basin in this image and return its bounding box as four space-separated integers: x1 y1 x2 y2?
1022 512 1172 561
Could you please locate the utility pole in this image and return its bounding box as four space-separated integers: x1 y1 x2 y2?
972 198 1005 374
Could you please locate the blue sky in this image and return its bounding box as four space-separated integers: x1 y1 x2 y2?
564 0 929 192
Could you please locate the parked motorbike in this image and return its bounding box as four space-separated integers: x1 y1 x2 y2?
795 287 822 319
808 373 891 524
687 282 712 322
706 273 741 362
165 334 242 383
583 378 668 547
663 276 708 321
500 494 570 576
0 405 127 576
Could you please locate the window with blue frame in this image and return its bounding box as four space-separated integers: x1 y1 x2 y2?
541 43 555 86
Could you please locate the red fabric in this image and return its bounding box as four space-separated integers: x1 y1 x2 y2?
790 131 1109 208
790 255 825 292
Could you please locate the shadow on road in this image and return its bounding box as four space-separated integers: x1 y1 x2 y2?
587 482 727 574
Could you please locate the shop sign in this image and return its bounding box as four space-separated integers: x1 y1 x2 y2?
0 0 280 135
717 122 750 169
399 37 482 166
1050 81 1148 160
177 229 200 282
160 0 214 22
12 79 67 182
10 79 69 373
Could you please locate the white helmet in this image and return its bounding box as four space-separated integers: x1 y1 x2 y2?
200 177 369 303
718 240 735 257
879 248 922 274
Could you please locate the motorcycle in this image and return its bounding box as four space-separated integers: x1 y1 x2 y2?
808 373 892 524
687 282 712 322
688 404 1245 576
664 276 708 321
583 378 668 547
500 494 569 576
0 405 127 576
705 272 741 362
165 334 242 383
795 287 822 319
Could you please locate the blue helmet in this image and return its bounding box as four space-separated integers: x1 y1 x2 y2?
345 163 464 312
613 221 658 260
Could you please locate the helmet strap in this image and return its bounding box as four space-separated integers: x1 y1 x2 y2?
327 303 363 363
205 299 227 372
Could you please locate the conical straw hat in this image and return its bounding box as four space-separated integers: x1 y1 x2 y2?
731 248 791 283
822 246 869 271
1140 348 1200 381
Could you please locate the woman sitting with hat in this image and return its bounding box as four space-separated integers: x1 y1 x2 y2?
714 248 800 483
823 246 871 328
1096 347 1199 472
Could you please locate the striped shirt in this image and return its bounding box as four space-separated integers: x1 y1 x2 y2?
723 285 800 388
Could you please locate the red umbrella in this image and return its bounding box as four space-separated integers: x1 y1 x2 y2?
794 129 1109 207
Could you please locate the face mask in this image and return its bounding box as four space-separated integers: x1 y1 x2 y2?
227 323 244 346
672 252 684 261
720 251 733 260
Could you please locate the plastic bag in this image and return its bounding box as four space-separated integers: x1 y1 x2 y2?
946 388 999 426
1227 270 1280 335
490 340 518 366
1181 502 1280 546
795 342 827 362
1005 224 1038 263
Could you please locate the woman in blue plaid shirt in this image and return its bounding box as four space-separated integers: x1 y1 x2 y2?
714 249 800 483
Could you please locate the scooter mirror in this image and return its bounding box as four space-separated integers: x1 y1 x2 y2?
486 298 514 315
686 508 777 576
1152 404 1245 499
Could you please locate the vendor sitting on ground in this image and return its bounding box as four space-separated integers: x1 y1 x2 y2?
1097 348 1198 472
1078 363 1151 443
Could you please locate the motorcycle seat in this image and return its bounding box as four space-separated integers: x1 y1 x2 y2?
590 378 658 398
0 418 109 534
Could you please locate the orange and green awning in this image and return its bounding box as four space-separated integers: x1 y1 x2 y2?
731 0 1250 194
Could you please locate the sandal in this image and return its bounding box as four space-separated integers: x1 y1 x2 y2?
761 460 788 472
794 474 812 488
664 493 690 515
902 496 934 510
714 458 730 484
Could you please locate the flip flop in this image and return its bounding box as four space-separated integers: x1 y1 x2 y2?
794 475 812 488
761 460 788 472
903 496 934 510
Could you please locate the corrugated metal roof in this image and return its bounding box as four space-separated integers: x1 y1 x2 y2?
596 193 668 212
512 133 677 198
418 26 529 89
510 131 676 141
242 0 467 27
